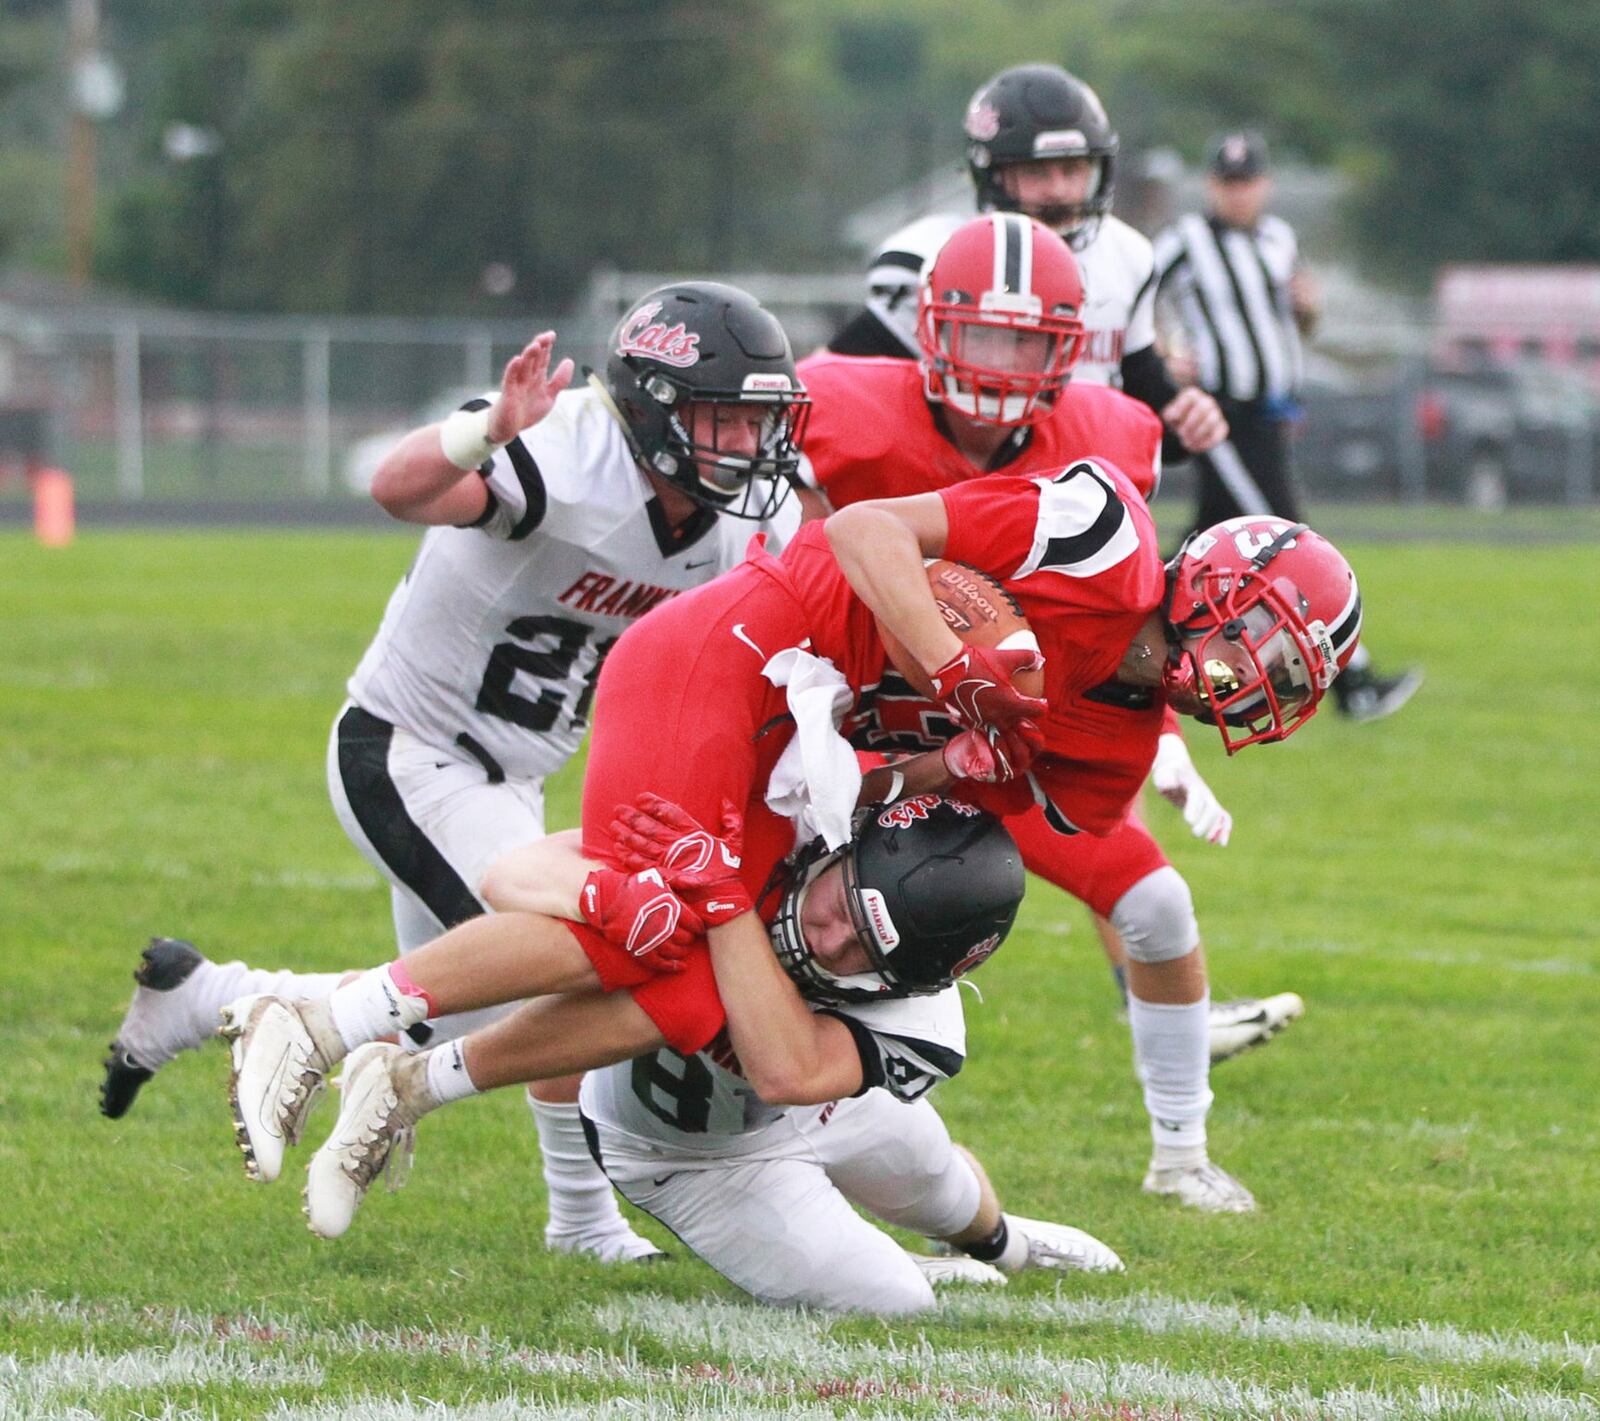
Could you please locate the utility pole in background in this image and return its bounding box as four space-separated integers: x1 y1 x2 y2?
65 0 124 287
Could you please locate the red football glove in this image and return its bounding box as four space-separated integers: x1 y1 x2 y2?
942 720 1043 783
579 866 702 974
609 793 755 928
927 644 1047 732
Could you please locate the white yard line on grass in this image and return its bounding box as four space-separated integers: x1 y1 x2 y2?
0 1343 320 1414
932 1291 1600 1375
600 1296 1600 1420
8 1293 1598 1421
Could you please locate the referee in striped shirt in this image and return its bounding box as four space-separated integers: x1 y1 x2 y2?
1153 130 1421 721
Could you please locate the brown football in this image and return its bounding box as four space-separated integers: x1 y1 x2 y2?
878 560 1043 701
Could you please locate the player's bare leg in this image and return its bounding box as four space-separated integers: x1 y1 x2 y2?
304 992 663 1238
222 912 598 1183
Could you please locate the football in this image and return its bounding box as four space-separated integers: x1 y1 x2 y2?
878 559 1043 700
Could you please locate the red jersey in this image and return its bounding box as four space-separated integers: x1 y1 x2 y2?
939 462 1167 833
797 352 1163 508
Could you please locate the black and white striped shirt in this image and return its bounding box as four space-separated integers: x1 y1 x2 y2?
1152 212 1304 403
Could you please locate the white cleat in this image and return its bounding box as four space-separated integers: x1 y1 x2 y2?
913 1254 1007 1287
101 938 214 1119
304 1042 421 1239
1001 1214 1125 1274
1142 1158 1257 1214
545 1227 668 1264
1209 992 1305 1064
219 994 341 1183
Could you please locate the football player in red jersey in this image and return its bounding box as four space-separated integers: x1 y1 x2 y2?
219 506 1051 1189
221 399 1358 1225
801 213 1324 1210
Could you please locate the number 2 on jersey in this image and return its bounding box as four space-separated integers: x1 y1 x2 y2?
475 614 616 734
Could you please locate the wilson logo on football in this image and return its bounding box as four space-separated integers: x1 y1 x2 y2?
617 303 701 368
877 794 942 830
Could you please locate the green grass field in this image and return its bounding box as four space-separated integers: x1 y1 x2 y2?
3 527 1598 1420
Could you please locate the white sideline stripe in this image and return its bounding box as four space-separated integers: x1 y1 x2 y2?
598 1297 1600 1420
0 1344 320 1409
9 1294 1598 1421
933 1290 1600 1375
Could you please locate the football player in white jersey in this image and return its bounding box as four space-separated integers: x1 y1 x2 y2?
832 64 1227 461
277 792 1122 1308
576 798 1123 1314
100 280 809 1264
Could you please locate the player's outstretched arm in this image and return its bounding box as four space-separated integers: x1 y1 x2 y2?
371 330 575 525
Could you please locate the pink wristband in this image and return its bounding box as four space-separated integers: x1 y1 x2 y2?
386 960 440 1018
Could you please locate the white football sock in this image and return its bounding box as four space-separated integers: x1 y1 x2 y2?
206 961 344 1016
528 1095 631 1240
422 1039 481 1109
125 959 346 1063
327 963 431 1053
1129 992 1213 1157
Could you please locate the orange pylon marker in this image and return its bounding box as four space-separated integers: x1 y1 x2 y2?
33 468 76 547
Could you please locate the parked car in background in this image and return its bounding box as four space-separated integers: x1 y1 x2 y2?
1295 357 1600 507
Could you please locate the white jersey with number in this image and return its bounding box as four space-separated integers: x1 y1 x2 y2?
579 987 966 1176
348 384 799 782
1072 213 1158 389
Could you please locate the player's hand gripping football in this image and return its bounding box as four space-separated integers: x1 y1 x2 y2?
1151 732 1233 846
610 794 755 928
579 866 703 974
942 720 1044 784
487 330 576 444
926 644 1047 736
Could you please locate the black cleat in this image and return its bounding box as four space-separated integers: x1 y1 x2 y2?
99 938 206 1119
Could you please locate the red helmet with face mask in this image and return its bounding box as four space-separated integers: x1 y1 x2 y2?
1162 516 1363 753
916 213 1088 427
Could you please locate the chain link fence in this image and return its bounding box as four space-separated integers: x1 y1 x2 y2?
2 269 1596 512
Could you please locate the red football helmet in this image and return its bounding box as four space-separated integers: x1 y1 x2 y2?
917 213 1088 426
1162 516 1363 753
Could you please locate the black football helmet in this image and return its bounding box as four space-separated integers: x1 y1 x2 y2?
768 795 1024 1005
604 281 810 520
964 63 1119 248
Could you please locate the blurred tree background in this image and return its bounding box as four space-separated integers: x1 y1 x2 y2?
2 0 1598 313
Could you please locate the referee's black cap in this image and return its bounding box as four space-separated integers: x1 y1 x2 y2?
1208 130 1269 180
